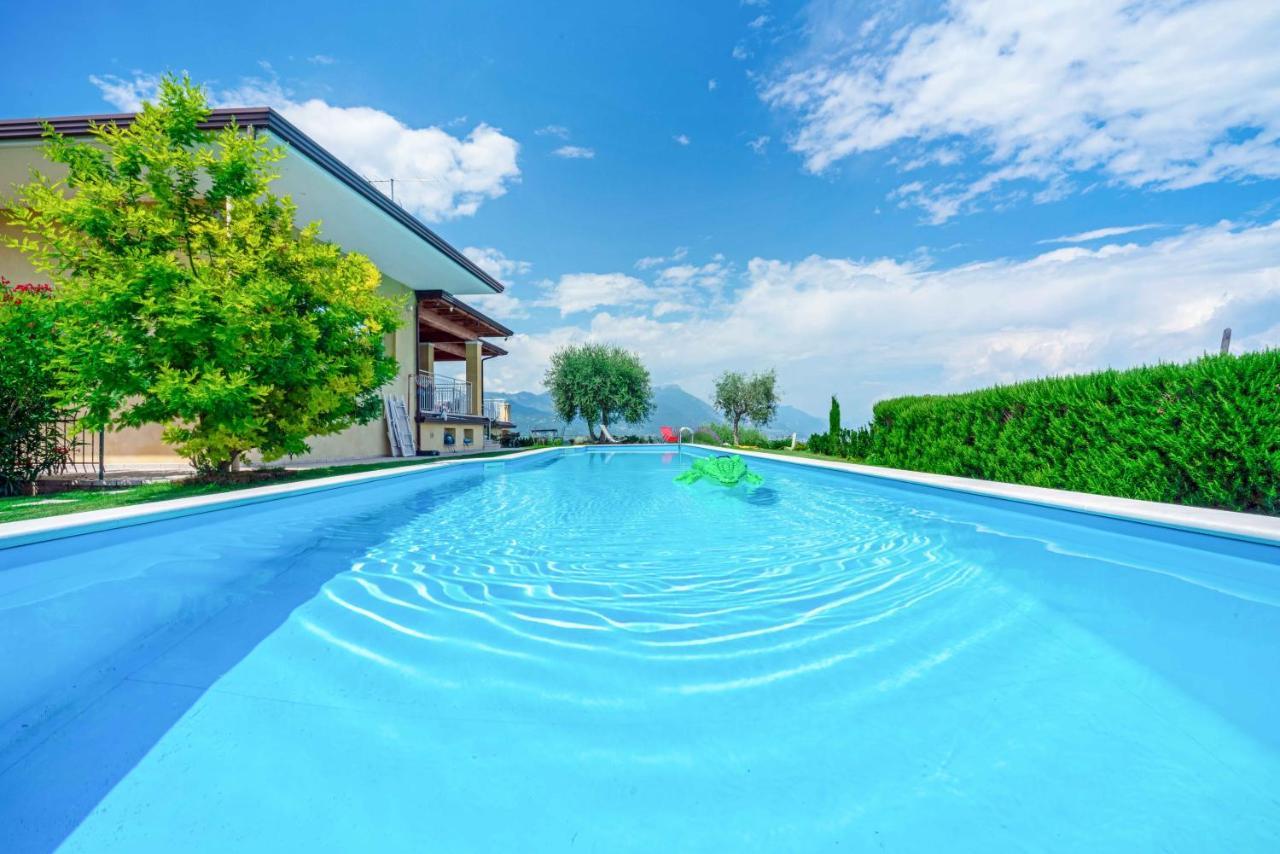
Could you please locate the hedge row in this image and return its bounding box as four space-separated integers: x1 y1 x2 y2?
866 352 1280 514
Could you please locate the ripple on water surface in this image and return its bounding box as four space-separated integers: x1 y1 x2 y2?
40 448 1279 852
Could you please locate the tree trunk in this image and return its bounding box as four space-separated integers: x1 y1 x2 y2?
215 450 242 477
732 415 741 446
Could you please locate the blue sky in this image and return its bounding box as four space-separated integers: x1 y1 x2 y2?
3 0 1280 420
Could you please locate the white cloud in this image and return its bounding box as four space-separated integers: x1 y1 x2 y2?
535 124 571 139
765 0 1280 221
552 145 596 159
635 247 688 270
89 73 160 112
497 221 1280 419
1039 224 1167 245
748 14 771 28
732 44 750 61
307 55 335 65
673 134 691 146
540 272 653 316
747 135 770 154
462 246 532 280
656 258 729 291
708 78 719 92
459 248 532 320
89 73 520 222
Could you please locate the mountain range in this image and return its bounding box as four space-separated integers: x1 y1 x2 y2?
489 385 824 440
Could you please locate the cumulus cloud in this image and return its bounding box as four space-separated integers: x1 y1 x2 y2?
89 73 160 112
747 135 770 154
461 247 531 320
540 272 653 316
708 78 719 92
498 221 1280 418
462 246 532 280
673 134 691 146
552 145 596 159
765 0 1280 221
655 257 730 292
89 73 520 222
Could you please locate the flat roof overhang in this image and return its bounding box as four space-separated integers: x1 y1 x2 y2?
0 108 504 296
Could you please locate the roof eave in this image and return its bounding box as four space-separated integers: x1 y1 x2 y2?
0 107 505 294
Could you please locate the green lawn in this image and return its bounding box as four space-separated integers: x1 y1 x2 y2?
0 449 527 525
716 445 867 465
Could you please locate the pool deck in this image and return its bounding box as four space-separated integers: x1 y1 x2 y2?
2 443 1278 550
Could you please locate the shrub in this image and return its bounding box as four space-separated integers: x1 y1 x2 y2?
0 279 65 495
806 425 874 459
695 423 733 444
868 351 1280 513
735 426 771 447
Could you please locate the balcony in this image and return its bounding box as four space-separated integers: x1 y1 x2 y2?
415 371 472 418
485 398 512 424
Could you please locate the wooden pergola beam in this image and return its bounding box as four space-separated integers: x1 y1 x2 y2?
418 302 484 341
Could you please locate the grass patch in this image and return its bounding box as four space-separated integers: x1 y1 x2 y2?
0 449 526 525
727 446 869 465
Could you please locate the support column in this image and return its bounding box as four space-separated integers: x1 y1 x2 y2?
465 340 483 416
419 342 435 376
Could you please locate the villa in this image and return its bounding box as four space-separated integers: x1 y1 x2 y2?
0 107 516 465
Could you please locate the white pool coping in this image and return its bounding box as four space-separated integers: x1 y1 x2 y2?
707 445 1280 547
0 446 566 550
1 442 1277 550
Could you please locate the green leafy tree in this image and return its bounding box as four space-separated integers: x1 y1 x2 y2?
0 279 64 494
6 75 402 474
545 343 654 441
713 369 779 445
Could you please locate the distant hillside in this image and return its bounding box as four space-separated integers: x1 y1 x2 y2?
488 385 822 439
771 404 826 439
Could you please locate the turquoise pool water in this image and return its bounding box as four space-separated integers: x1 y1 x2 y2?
1 446 1278 851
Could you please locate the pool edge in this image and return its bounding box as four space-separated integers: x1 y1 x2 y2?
710 445 1280 547
3 443 1277 550
0 446 568 550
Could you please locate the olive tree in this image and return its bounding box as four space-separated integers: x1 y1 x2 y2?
7 75 402 475
713 369 779 445
545 343 654 441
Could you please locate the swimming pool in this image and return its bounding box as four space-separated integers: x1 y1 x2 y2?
1 446 1277 851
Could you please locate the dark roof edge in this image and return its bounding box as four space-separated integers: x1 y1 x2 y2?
416 289 515 338
0 107 505 294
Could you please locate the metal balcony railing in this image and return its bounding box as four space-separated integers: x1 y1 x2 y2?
415 371 472 417
485 398 512 423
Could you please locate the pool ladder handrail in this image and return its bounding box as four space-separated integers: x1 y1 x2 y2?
677 426 694 446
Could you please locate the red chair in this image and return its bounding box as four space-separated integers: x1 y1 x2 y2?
660 426 679 443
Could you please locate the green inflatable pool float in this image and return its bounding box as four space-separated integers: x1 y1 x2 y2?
675 455 763 487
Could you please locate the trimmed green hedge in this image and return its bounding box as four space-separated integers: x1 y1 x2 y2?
867 352 1280 513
